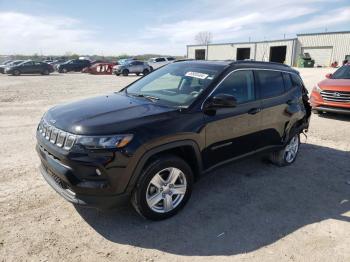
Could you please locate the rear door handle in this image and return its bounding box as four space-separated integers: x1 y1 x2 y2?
248 108 261 115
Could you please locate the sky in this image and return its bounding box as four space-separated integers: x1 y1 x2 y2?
0 0 349 56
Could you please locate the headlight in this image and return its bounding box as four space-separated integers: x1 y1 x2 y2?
38 119 133 150
76 134 133 149
312 84 322 93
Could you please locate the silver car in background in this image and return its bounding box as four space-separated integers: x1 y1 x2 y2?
147 57 175 71
113 60 151 76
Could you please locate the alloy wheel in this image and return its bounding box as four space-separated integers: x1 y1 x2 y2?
146 167 187 213
284 134 299 163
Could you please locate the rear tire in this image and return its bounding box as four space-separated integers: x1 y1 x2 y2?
122 69 129 76
42 69 50 75
269 134 300 166
131 155 193 220
136 73 140 76
142 69 149 75
150 66 154 71
13 70 20 76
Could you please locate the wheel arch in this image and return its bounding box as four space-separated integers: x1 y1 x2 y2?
126 140 202 193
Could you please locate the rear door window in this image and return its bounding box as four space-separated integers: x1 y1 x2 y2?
155 58 166 62
255 70 285 99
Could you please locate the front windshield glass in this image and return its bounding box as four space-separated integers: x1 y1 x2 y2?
16 60 28 66
124 62 224 107
332 66 350 79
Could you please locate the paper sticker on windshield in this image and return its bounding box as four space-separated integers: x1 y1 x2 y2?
185 71 208 79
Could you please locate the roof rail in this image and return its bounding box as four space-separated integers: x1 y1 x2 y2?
232 60 291 67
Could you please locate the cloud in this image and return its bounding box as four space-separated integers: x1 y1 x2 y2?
0 1 348 56
143 7 316 44
284 7 350 33
0 12 99 55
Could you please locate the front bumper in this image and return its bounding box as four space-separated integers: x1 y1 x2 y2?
4 68 13 74
113 67 123 74
36 132 134 208
39 164 129 208
312 106 350 115
310 91 350 115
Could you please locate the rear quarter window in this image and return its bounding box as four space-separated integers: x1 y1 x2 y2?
282 73 293 91
255 70 285 99
290 74 304 89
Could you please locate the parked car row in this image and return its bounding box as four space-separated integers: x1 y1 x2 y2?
0 60 54 75
0 56 177 76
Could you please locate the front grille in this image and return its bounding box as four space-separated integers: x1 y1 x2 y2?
38 120 76 150
320 90 350 103
49 171 68 189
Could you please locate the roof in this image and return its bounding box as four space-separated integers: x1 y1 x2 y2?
187 30 350 48
175 60 297 73
187 38 296 48
297 30 350 36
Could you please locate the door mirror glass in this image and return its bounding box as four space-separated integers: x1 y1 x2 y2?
206 93 237 108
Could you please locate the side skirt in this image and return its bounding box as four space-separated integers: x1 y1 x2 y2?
202 144 284 174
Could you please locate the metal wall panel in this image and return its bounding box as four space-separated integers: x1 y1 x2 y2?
187 32 350 67
301 47 333 67
296 32 350 66
255 40 295 65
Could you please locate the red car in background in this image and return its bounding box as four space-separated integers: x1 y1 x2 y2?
310 64 350 115
82 62 115 75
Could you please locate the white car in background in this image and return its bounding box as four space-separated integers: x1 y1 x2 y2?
147 57 175 71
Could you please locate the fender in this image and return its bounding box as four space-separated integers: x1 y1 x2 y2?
125 139 202 193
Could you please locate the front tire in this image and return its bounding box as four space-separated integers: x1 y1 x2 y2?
131 155 193 220
122 69 129 76
13 70 20 76
269 134 300 166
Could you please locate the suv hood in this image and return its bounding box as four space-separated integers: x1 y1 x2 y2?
319 79 350 91
44 93 177 135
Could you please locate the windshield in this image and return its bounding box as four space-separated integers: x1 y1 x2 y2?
124 62 224 107
332 66 350 79
13 60 26 66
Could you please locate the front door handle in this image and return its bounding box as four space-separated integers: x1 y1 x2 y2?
248 108 261 115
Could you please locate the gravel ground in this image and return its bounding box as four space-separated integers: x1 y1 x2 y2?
0 69 349 262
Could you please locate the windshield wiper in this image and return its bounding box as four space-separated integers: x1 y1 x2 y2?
128 93 160 102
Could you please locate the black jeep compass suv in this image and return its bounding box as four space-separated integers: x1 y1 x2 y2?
36 60 311 220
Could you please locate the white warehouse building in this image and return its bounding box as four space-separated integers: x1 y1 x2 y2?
187 31 350 67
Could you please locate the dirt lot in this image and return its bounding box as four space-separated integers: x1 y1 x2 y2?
0 69 349 262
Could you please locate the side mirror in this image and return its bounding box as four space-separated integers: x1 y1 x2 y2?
325 73 333 79
205 93 237 109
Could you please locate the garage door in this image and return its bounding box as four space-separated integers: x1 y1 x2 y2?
301 47 333 67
